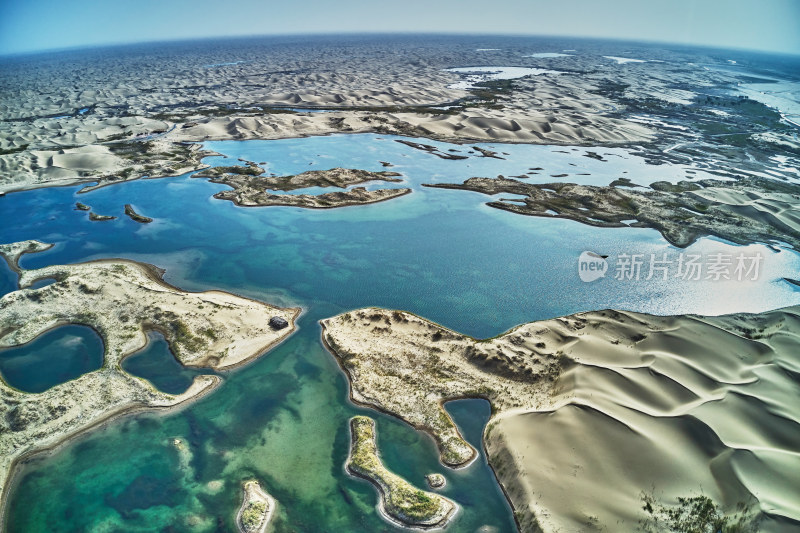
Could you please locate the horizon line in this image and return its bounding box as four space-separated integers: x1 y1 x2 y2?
2 31 800 60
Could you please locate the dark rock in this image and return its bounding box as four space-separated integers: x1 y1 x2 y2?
269 316 289 330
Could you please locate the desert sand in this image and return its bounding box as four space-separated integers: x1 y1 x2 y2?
0 240 300 519
3 37 796 255
0 38 676 194
321 306 800 532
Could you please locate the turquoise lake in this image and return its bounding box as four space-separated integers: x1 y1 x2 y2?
1 133 799 531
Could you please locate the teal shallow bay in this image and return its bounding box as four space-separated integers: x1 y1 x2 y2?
1 133 799 531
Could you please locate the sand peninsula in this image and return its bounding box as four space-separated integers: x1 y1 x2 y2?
195 166 411 209
321 307 800 532
0 240 300 517
346 416 457 529
425 176 800 250
236 480 276 533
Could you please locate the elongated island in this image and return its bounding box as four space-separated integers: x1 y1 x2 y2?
346 415 457 529
236 480 276 533
196 166 412 209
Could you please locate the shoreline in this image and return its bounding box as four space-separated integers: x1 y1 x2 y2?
344 417 459 531
321 312 518 530
4 254 304 373
0 374 222 528
212 187 413 210
0 250 303 526
481 434 523 533
0 241 55 276
320 305 800 532
346 465 461 531
20 257 305 371
0 128 647 197
319 327 480 469
235 480 276 533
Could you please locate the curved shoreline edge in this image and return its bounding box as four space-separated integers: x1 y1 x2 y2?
321 305 800 532
320 330 480 469
345 416 458 530
236 479 276 533
0 240 301 528
0 374 221 528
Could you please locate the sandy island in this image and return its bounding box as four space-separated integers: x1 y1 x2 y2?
199 166 412 209
2 39 797 257
346 415 457 529
0 240 300 520
321 306 800 532
236 480 276 533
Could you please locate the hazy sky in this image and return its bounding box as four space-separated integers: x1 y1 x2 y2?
1 0 799 56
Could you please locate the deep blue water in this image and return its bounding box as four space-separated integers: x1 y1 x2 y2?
0 325 104 393
1 133 798 532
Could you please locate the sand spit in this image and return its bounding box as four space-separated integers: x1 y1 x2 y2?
0 240 53 274
346 416 457 529
236 480 276 533
123 203 153 223
0 240 299 515
426 176 800 250
321 306 800 532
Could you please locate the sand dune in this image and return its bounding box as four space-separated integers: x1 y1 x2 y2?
1 39 678 193
322 306 800 532
690 185 800 236
493 308 800 532
170 107 652 147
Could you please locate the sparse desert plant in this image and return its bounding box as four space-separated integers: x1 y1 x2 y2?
638 491 760 533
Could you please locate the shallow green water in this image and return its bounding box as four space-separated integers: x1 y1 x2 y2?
1 133 798 532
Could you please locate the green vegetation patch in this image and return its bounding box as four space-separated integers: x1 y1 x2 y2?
348 416 452 525
639 492 760 533
241 500 266 530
